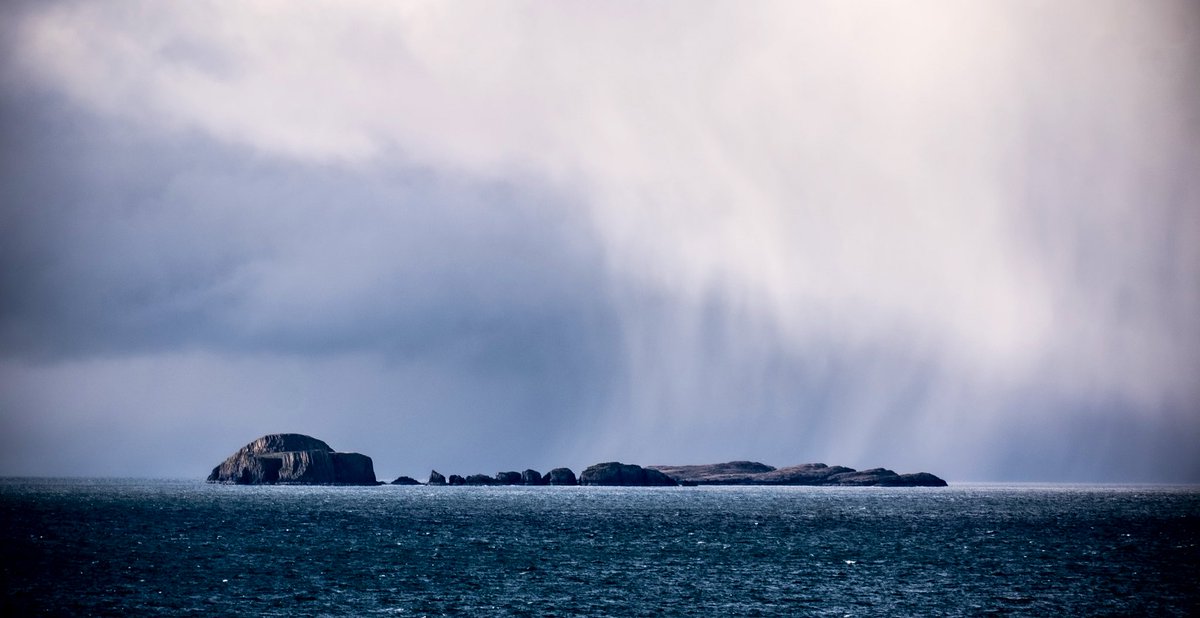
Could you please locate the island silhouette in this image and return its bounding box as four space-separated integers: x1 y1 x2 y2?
208 433 947 487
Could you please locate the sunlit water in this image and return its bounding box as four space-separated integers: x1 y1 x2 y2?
2 480 1197 616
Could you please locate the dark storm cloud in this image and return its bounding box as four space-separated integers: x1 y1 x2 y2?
1 2 1198 481
0 82 626 477
0 85 617 365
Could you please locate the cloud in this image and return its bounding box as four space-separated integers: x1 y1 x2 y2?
2 1 1197 480
0 70 625 477
0 83 613 360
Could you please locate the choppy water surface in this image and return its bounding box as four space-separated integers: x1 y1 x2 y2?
2 480 1198 616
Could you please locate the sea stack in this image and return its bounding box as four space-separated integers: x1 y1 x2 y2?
206 433 377 485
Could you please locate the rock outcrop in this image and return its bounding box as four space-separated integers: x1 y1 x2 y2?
207 433 377 485
580 462 679 486
427 470 447 485
448 474 466 486
649 461 947 487
884 472 949 487
649 461 775 483
465 474 498 485
390 476 421 485
332 452 377 484
496 471 523 485
545 467 578 485
522 469 545 485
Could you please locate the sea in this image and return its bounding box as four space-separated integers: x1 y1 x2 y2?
2 480 1197 616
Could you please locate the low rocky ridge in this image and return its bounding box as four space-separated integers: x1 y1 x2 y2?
207 433 377 485
649 462 947 486
579 462 678 486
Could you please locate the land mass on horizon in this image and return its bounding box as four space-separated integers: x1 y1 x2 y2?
206 434 948 487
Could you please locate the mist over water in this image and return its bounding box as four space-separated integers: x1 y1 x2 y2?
0 2 1197 480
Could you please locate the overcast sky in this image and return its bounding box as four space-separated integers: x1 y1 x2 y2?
1 2 1197 482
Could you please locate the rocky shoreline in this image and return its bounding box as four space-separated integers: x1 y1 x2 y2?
207 434 948 487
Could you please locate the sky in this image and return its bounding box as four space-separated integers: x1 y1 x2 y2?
1 1 1197 482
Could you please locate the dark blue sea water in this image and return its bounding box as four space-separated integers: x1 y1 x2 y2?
2 480 1198 616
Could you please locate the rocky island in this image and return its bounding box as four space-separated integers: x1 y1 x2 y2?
650 461 947 486
207 434 945 487
207 433 377 485
392 461 945 487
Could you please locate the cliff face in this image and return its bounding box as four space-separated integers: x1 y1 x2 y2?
207 433 377 485
331 453 376 484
